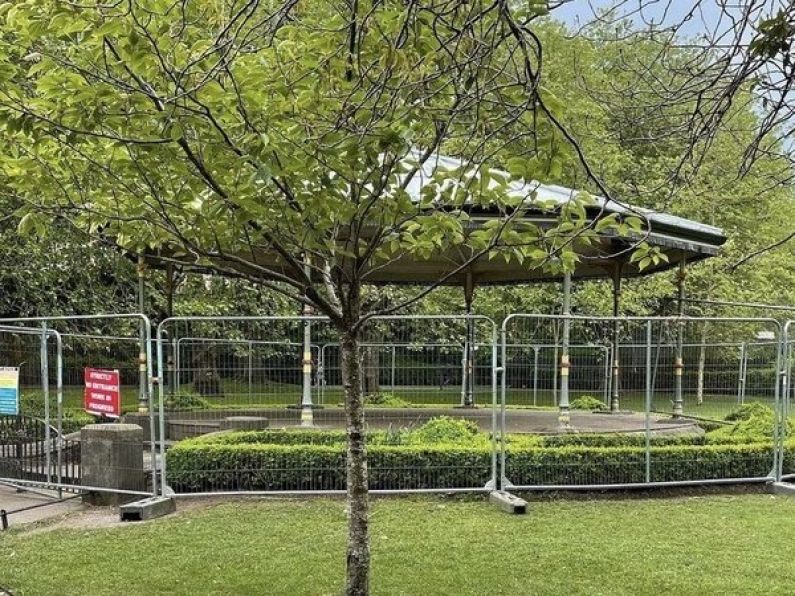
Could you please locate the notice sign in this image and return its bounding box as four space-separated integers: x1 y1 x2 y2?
84 368 121 418
0 367 19 415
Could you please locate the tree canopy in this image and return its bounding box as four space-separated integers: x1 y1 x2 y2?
1 4 794 594
0 3 628 594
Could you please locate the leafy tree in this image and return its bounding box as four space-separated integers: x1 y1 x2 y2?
0 2 629 593
547 1 795 266
0 194 141 318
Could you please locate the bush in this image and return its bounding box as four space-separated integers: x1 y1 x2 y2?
164 408 795 493
19 392 45 418
571 396 606 411
166 441 494 492
535 433 705 448
504 442 784 486
166 430 795 493
404 416 481 445
206 417 486 448
362 393 411 408
708 403 789 443
164 391 211 411
18 392 93 434
725 403 772 422
195 428 347 446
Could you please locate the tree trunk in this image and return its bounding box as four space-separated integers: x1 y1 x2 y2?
363 346 380 395
696 326 707 405
340 328 370 596
192 347 222 397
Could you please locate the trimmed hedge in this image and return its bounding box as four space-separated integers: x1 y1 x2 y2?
194 429 348 446
165 408 793 492
532 430 781 448
166 432 794 493
504 442 784 486
197 417 490 448
166 442 493 492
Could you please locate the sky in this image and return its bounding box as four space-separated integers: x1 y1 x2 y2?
549 0 784 41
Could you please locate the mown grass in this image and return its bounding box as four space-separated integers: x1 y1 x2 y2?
2 494 794 595
23 383 766 421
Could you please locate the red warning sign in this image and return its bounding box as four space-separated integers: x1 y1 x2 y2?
84 368 121 418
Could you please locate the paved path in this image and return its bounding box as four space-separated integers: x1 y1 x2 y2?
0 483 85 529
161 407 703 435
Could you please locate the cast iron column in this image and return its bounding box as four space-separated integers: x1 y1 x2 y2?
559 271 572 429
611 263 622 413
673 259 687 418
137 255 148 414
462 271 476 408
300 257 314 426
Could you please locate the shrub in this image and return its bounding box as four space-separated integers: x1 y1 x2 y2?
336 393 411 408
404 416 481 445
363 393 411 408
536 432 707 448
164 391 211 411
18 391 93 434
196 428 346 446
166 441 494 492
570 396 606 411
165 431 795 493
191 417 782 452
201 417 483 448
697 420 725 433
504 442 784 486
19 392 43 418
709 403 789 443
725 403 773 422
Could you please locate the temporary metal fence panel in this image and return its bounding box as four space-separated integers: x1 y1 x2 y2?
0 315 156 497
3 310 789 498
171 337 321 405
318 341 494 407
0 325 65 491
778 324 795 482
501 343 610 407
500 315 783 490
608 340 776 409
156 315 498 496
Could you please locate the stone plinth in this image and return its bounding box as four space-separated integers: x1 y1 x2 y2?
81 423 145 506
219 416 270 431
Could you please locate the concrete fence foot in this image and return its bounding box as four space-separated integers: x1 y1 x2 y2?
769 482 795 496
489 490 528 514
120 496 176 522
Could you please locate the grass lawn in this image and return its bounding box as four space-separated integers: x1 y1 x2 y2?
2 494 794 595
23 382 770 422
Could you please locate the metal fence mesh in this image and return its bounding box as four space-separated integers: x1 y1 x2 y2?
158 315 498 494
501 315 782 489
0 316 156 496
2 312 790 497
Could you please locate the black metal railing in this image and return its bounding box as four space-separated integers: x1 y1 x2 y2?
0 414 81 486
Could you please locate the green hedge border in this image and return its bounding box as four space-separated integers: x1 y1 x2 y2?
166 431 795 492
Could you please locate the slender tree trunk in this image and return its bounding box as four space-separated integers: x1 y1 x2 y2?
697 324 707 405
340 326 370 596
363 346 380 395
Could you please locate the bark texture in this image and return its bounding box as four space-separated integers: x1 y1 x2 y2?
696 340 707 405
340 328 370 596
363 346 380 395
